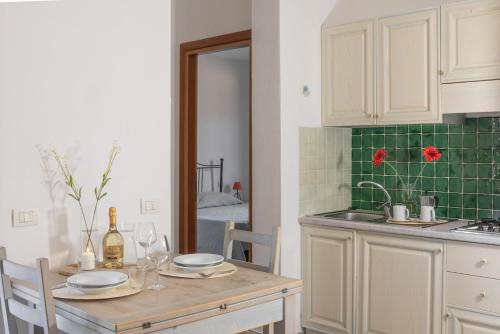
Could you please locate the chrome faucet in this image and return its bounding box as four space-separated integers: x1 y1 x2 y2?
357 181 392 218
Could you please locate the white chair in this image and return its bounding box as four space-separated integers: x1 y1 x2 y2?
223 221 281 276
0 247 57 334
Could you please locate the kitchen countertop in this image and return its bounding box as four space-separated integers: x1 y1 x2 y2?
299 215 500 246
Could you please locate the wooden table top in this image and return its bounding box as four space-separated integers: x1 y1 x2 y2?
43 267 302 332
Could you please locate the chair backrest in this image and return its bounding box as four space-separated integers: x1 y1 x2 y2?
0 247 57 334
223 221 281 275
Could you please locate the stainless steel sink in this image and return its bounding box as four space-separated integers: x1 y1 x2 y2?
314 209 386 222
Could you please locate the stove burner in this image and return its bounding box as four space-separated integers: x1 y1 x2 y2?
452 218 500 235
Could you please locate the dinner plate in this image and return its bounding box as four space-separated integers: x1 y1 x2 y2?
67 271 128 288
173 253 224 268
68 280 128 295
172 262 224 273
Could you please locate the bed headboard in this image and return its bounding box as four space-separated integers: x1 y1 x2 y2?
197 158 224 193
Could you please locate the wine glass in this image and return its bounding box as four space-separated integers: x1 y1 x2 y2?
136 222 157 264
145 234 171 290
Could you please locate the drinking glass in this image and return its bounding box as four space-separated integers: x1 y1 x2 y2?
128 267 146 290
119 223 138 265
136 222 157 260
145 234 171 290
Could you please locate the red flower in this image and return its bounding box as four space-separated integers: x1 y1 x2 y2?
423 146 441 162
372 149 387 166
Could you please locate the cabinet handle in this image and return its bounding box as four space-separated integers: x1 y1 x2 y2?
347 236 352 240
434 248 442 254
479 292 487 299
479 258 487 265
445 313 450 319
439 70 445 76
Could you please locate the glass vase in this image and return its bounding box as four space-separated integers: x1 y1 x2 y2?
80 207 100 262
402 183 418 217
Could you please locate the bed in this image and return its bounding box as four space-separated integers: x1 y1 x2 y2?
196 159 249 260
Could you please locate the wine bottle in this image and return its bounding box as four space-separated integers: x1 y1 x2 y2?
102 207 124 269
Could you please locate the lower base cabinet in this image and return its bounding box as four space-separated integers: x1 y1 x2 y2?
357 233 444 334
446 307 500 334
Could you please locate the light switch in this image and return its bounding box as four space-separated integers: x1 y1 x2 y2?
141 199 160 214
12 209 39 227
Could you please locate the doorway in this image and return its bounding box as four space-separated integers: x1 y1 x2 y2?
179 30 252 256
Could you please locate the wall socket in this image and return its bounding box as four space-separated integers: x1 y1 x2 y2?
12 209 39 227
141 199 160 214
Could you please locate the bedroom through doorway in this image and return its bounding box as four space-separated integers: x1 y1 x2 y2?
179 31 252 259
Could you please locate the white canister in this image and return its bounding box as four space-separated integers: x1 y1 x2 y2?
420 205 436 222
392 204 410 221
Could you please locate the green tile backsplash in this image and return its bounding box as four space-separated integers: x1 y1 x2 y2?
351 118 500 220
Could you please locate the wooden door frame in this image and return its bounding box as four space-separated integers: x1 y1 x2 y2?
179 30 252 254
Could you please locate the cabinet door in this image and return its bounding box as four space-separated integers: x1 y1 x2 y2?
302 225 354 334
447 306 500 334
322 20 375 126
442 0 500 83
377 9 440 124
357 233 444 334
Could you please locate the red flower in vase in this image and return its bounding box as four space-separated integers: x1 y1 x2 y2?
372 149 387 166
423 146 442 162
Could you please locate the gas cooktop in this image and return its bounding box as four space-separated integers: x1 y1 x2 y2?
452 218 500 235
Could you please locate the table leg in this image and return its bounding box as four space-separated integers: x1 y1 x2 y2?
274 294 297 334
263 323 274 334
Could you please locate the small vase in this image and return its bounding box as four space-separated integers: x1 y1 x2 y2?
402 183 418 217
80 207 100 262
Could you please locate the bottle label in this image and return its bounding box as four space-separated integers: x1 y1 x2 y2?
104 245 123 260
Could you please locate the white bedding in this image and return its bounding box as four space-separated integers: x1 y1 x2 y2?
197 203 249 260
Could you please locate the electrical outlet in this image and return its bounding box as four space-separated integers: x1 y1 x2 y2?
12 209 39 227
141 199 160 214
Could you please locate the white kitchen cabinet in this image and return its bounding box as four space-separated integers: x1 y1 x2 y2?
357 233 444 334
446 306 500 334
377 9 441 124
441 0 500 83
302 225 354 334
322 20 375 126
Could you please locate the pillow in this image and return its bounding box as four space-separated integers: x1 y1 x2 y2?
197 192 243 209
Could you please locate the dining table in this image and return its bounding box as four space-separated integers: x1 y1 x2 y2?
12 264 302 334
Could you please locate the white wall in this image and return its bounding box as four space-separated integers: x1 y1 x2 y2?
171 0 251 250
0 0 171 268
197 49 250 199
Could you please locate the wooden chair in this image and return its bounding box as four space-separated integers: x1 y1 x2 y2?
0 247 57 334
223 221 281 276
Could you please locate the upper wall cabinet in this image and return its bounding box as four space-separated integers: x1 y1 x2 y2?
322 20 375 126
441 0 500 83
377 9 440 124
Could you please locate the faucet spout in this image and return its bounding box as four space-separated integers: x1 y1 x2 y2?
357 181 392 218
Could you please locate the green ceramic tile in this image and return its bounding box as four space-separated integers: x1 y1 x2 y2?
478 179 493 194
352 162 361 174
463 149 477 163
478 194 492 209
463 208 477 220
435 178 449 192
494 196 500 210
478 149 492 163
351 200 362 209
352 149 362 161
397 125 409 134
479 134 493 148
373 127 385 134
422 124 434 133
449 149 463 163
435 124 449 133
361 128 373 135
436 207 448 218
373 135 385 148
463 179 477 193
352 174 361 185
362 134 373 147
463 118 478 133
409 163 422 176
449 178 462 193
397 135 409 148
352 135 362 148
385 127 397 134
463 194 477 208
448 208 462 219
494 149 500 163
449 193 462 207
494 180 500 194
422 164 435 177
449 164 462 178
397 163 408 176
397 149 409 162
478 210 493 219
439 149 449 163
422 134 434 147
463 134 478 148
385 176 397 189
373 164 384 175
449 124 462 133
449 134 462 148
463 164 477 178
385 148 397 162
478 164 492 179
422 177 434 191
409 134 422 147
409 124 422 133
478 118 493 133
409 149 422 162
373 175 384 185
362 149 373 161
494 133 500 147
435 134 448 148
385 135 396 148
352 188 361 200
362 162 373 174
436 163 449 177
361 188 372 201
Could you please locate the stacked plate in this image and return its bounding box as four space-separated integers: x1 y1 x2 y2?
172 253 224 273
66 271 128 294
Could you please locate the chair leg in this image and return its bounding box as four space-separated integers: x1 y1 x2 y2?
263 323 274 334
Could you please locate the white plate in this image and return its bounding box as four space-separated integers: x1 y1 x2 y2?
67 271 128 288
172 262 223 273
68 280 128 295
173 253 224 268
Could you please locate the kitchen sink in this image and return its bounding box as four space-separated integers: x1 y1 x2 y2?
314 209 386 222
